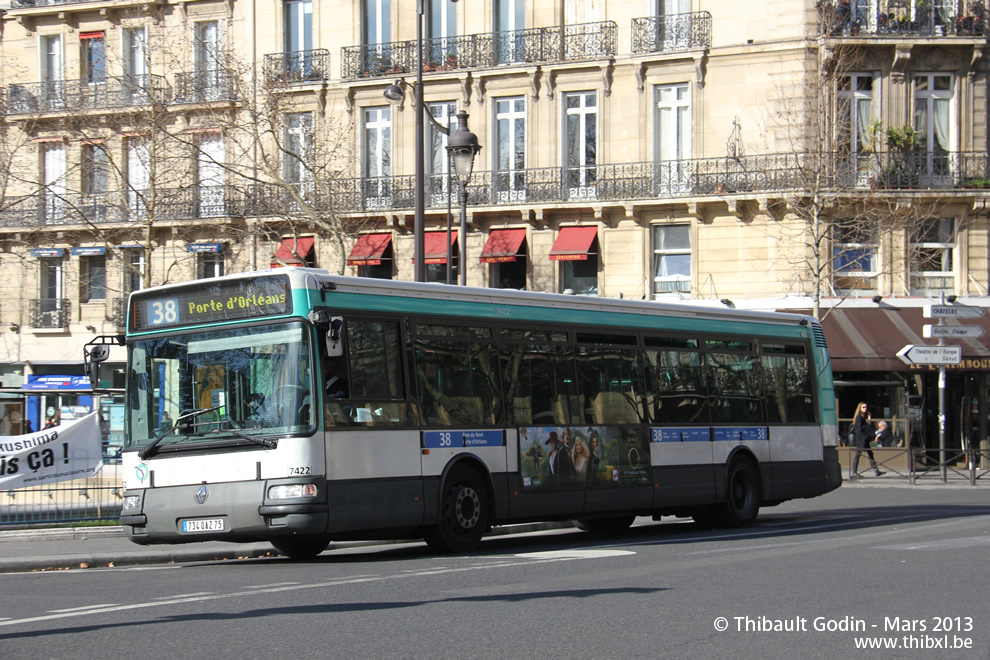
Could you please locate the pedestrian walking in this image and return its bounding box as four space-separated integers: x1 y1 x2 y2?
850 402 885 479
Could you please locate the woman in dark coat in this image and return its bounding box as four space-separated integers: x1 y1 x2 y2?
850 402 884 479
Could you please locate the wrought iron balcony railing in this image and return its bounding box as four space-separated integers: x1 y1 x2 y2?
10 0 153 7
29 298 70 329
0 186 246 226
11 0 87 6
4 153 988 228
173 70 239 104
263 49 331 85
631 12 713 54
820 0 988 37
5 75 171 115
341 21 618 80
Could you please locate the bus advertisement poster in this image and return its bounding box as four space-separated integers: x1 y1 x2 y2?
519 426 650 491
0 411 103 489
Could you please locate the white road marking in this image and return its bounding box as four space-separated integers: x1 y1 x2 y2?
515 549 635 560
243 582 301 589
48 604 119 613
0 552 632 628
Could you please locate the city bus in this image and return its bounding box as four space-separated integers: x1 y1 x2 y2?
84 267 841 558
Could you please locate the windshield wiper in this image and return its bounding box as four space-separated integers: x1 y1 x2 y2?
202 426 278 450
138 406 223 460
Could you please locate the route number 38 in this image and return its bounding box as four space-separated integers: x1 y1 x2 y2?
147 299 178 325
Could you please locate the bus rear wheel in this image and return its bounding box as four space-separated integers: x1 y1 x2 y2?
692 457 761 529
574 516 636 534
271 536 331 560
424 466 489 554
721 456 761 527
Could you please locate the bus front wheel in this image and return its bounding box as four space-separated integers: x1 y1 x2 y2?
271 536 331 560
424 466 489 554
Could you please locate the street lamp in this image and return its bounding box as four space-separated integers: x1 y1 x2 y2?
383 0 463 282
445 110 481 286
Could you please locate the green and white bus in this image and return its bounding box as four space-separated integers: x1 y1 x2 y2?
85 267 841 558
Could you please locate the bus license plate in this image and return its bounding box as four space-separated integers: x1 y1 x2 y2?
181 518 224 533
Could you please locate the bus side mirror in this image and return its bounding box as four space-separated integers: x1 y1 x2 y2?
83 343 110 389
326 317 344 357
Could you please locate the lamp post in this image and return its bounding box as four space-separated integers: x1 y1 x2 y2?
384 0 463 282
445 110 481 286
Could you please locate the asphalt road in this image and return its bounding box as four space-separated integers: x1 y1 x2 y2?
1 484 988 659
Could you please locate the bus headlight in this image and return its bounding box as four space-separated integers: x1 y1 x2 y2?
268 484 318 500
122 495 142 513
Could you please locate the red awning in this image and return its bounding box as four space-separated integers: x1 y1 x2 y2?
419 231 457 265
346 233 392 266
480 228 527 263
549 226 598 261
271 237 314 267
788 307 990 372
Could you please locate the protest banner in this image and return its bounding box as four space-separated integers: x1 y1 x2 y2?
0 411 103 489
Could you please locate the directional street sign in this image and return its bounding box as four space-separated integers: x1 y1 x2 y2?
924 304 986 319
896 344 962 365
923 324 985 339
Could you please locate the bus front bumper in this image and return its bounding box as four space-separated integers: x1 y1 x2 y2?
121 478 329 545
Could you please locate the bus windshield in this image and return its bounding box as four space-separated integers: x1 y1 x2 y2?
124 321 315 449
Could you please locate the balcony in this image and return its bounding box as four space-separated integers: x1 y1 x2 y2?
263 49 331 85
340 21 618 80
29 298 69 330
631 12 713 54
233 150 990 218
0 186 246 227
5 75 171 116
173 71 239 104
820 0 988 38
10 0 159 7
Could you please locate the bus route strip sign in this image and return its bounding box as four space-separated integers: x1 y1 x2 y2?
423 430 505 449
896 344 962 365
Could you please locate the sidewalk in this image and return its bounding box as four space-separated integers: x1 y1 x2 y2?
0 522 575 573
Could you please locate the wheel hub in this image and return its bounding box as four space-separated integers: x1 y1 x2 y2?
454 486 481 529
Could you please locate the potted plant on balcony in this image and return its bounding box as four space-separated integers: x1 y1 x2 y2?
364 53 393 77
882 123 923 188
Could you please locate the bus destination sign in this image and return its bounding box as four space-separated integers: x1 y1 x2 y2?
130 275 292 332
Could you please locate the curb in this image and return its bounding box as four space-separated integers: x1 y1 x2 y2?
0 521 576 573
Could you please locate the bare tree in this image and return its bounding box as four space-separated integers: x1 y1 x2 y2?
755 30 952 319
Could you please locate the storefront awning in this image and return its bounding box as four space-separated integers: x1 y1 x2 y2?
420 232 457 265
480 229 526 263
804 307 990 372
347 233 392 266
271 237 314 267
549 226 597 261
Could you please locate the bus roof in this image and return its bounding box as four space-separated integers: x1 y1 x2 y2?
171 266 814 331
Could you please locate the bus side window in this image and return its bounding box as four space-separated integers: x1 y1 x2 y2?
327 319 408 427
498 341 574 426
643 337 709 425
413 324 501 428
574 344 645 424
762 344 814 423
705 340 763 424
